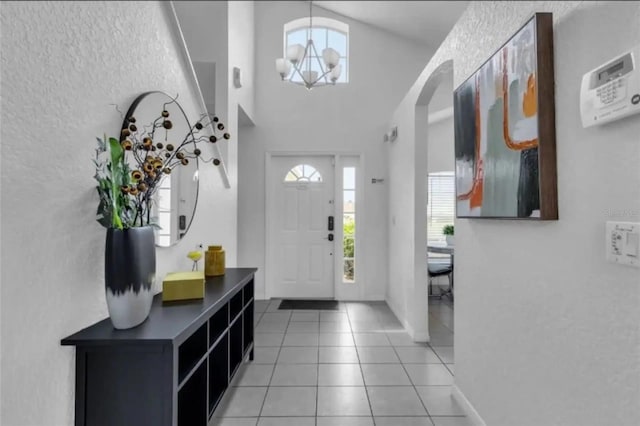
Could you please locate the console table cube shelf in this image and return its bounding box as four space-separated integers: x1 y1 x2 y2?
61 268 257 426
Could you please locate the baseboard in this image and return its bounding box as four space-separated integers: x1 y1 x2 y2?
385 297 430 342
452 384 486 426
385 296 408 329
363 294 386 301
412 330 429 342
339 296 386 302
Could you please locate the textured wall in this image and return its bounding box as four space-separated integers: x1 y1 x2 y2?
238 0 430 300
388 1 640 425
0 2 237 424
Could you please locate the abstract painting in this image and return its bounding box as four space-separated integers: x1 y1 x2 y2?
454 13 558 219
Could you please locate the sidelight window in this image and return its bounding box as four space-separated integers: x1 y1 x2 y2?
343 167 356 282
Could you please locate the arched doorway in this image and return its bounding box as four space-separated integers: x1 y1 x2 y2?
411 60 455 368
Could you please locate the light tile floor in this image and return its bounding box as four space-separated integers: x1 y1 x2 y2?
212 298 476 426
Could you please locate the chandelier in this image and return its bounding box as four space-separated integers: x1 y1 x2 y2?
275 1 342 90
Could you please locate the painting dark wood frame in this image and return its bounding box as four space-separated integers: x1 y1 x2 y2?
453 13 558 220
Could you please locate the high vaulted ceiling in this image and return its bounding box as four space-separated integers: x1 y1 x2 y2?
316 1 469 48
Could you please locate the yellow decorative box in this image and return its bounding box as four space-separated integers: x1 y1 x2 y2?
162 271 205 302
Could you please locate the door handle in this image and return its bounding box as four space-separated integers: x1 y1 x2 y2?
324 233 334 241
328 216 334 231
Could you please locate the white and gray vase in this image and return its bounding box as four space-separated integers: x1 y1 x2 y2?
105 226 155 330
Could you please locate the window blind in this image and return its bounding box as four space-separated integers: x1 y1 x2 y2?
426 171 455 245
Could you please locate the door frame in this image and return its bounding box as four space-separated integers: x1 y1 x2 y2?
265 151 364 300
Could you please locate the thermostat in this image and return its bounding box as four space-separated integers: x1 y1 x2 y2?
580 44 640 127
606 221 640 268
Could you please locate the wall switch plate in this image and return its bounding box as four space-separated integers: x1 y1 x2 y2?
233 67 242 88
606 221 640 267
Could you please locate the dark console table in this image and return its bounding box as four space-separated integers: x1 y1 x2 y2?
61 268 257 426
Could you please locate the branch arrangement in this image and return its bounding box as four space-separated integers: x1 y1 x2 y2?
95 99 230 230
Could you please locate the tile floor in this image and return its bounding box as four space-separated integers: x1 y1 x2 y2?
211 298 475 426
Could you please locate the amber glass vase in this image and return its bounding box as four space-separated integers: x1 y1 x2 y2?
205 245 225 276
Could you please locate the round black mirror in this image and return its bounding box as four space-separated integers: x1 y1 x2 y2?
120 92 199 247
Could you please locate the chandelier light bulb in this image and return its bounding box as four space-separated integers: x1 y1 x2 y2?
286 44 306 64
275 58 291 79
330 64 342 82
302 70 319 84
322 48 340 69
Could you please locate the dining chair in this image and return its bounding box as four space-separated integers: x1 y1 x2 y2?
428 260 453 299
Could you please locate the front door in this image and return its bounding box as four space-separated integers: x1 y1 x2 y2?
269 156 335 298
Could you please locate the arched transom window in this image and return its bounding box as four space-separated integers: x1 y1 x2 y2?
284 164 323 182
284 17 349 83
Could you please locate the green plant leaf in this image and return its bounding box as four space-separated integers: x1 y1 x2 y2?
96 198 112 228
107 136 124 229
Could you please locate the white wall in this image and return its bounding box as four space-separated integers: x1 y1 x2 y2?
238 0 429 300
174 1 256 263
228 1 256 122
426 72 454 174
428 72 454 113
388 1 640 425
0 2 237 424
427 117 454 173
174 0 232 191
226 2 256 262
